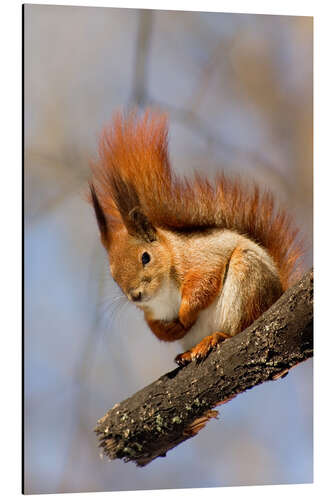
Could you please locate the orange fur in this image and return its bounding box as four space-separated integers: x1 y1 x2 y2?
144 315 189 342
179 266 224 328
89 109 302 291
228 247 282 332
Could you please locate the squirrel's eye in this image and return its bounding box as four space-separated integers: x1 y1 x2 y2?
142 252 151 266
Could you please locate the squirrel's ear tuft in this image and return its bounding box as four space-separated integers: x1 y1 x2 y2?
128 207 157 243
89 183 109 247
107 170 156 242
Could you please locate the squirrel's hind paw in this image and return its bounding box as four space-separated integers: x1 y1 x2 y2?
174 331 231 366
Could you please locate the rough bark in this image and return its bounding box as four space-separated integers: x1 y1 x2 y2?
95 269 313 467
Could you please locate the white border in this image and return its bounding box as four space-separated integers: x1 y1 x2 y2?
10 0 316 15
2 0 331 499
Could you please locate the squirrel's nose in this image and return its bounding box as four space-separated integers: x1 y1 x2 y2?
129 290 142 302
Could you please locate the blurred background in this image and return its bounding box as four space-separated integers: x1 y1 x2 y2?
24 4 313 495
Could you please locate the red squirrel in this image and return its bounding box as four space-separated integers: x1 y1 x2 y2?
89 110 302 366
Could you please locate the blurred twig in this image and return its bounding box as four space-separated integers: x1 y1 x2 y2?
131 10 153 106
95 269 313 466
185 38 230 113
25 149 88 225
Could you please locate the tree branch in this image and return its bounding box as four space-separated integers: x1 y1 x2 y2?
95 269 313 467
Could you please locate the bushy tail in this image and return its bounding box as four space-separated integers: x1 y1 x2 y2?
90 109 303 290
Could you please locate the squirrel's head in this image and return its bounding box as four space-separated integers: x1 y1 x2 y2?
89 182 172 306
108 224 172 306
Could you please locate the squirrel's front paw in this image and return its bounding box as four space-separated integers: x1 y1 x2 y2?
178 300 198 329
175 331 231 366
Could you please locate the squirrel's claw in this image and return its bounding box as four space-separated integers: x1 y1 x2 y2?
174 351 192 366
175 332 231 366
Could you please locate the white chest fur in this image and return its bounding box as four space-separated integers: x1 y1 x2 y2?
179 300 221 351
146 278 219 352
146 279 182 321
